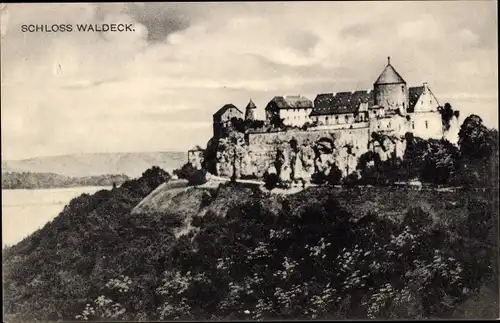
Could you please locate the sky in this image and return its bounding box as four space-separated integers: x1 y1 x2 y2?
1 1 497 160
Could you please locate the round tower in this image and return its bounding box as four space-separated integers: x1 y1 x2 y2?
373 57 408 114
245 99 257 121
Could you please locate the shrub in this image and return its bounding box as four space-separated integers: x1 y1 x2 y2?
173 163 208 186
458 115 494 160
263 172 279 190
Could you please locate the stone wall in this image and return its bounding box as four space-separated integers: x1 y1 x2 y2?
374 83 408 113
241 126 373 179
210 111 452 182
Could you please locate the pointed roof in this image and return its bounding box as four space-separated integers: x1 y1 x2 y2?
246 99 257 109
374 57 406 85
265 95 313 110
213 103 243 117
408 86 425 113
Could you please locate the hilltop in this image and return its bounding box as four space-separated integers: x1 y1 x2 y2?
3 167 498 321
1 151 186 178
2 115 498 321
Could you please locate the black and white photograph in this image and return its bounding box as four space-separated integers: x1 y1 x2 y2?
1 1 498 321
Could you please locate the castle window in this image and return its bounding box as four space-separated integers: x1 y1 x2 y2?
325 116 329 124
425 120 428 129
412 121 415 129
401 85 404 93
345 115 349 123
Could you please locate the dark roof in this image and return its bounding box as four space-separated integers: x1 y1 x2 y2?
265 95 313 110
374 64 406 85
246 99 257 109
213 104 243 117
188 145 204 152
408 86 424 113
310 90 374 116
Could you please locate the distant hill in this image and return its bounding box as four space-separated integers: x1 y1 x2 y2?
1 152 187 178
2 172 130 189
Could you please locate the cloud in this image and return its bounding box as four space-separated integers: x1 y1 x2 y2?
0 2 497 160
123 3 193 43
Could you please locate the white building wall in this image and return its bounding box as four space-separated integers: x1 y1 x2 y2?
311 113 359 126
413 90 440 113
281 108 313 126
370 115 409 138
408 111 443 140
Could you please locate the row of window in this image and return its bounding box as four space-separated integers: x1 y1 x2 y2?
286 115 310 120
410 120 429 129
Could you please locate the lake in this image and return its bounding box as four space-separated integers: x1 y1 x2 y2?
2 186 112 248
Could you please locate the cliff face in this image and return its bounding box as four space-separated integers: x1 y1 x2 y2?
207 127 406 182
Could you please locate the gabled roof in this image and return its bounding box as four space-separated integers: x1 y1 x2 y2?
408 86 425 113
265 95 313 110
246 99 257 109
188 145 205 152
310 90 374 116
213 104 243 117
374 63 406 85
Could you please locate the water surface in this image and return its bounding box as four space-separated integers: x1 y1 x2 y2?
2 186 111 248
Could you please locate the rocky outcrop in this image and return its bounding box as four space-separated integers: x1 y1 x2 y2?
206 126 410 182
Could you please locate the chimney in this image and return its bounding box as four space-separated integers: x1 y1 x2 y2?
423 82 428 92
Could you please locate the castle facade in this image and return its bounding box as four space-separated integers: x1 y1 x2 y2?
207 58 459 181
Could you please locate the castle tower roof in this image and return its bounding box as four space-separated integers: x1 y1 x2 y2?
374 57 406 85
246 99 257 109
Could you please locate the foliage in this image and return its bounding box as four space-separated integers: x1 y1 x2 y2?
418 139 460 185
458 115 494 160
202 137 219 175
141 166 171 189
269 115 285 128
438 103 456 131
121 166 171 196
173 163 208 186
3 166 180 322
3 176 498 321
311 163 342 186
263 172 279 190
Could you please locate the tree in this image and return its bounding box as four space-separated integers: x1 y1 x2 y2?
173 163 207 186
269 115 285 128
263 171 279 190
230 117 246 133
419 139 460 185
438 103 455 131
326 163 342 185
458 115 493 160
141 166 171 189
356 151 389 185
203 137 219 175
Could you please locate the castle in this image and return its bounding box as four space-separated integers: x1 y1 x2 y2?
191 58 460 182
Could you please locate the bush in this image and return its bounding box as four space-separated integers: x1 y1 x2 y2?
173 163 208 186
263 171 279 190
458 115 494 160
